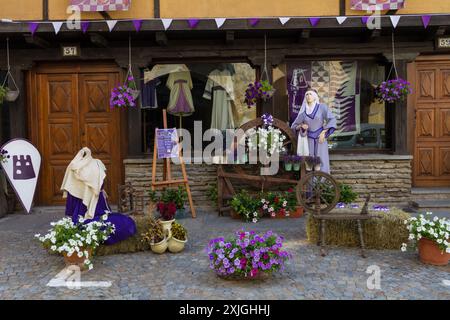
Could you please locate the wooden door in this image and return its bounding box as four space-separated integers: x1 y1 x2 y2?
412 60 450 187
30 64 124 205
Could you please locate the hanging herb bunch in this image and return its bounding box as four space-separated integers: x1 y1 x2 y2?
375 78 412 103
244 80 275 108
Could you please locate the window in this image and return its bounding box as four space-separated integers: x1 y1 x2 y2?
283 59 389 151
140 62 256 153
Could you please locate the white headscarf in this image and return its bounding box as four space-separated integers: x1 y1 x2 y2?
299 90 320 115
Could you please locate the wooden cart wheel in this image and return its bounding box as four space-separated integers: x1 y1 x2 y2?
296 171 340 215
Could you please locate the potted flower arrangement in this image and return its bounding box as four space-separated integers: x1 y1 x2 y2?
230 190 261 223
141 218 169 254
110 75 138 108
35 215 115 270
260 189 299 219
149 186 188 219
207 230 292 280
244 80 275 108
292 155 302 171
401 212 450 266
156 201 177 233
283 154 293 171
246 113 286 158
375 78 412 103
168 221 188 253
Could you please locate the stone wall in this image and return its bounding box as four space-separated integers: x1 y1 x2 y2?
124 154 413 210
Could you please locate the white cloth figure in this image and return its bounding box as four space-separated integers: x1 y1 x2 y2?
60 147 106 219
203 68 235 130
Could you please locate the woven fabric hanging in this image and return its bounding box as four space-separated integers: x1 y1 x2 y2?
70 0 130 12
351 0 405 11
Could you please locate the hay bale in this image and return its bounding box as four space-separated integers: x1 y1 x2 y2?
306 208 410 250
96 215 152 256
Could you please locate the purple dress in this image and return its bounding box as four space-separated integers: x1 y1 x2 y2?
291 103 337 174
65 192 137 245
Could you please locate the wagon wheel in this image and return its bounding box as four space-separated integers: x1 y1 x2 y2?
296 171 340 215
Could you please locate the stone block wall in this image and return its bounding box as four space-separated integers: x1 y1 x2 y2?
124 155 413 209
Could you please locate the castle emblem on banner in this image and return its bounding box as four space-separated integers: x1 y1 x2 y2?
13 155 36 180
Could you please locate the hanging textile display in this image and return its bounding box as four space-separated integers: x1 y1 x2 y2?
203 66 235 130
70 0 131 12
288 61 361 136
166 71 195 117
350 0 405 11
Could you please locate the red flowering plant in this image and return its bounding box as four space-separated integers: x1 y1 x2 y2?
259 189 297 218
207 229 292 279
156 202 177 221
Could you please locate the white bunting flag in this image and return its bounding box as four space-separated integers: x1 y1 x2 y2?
336 16 347 25
52 22 63 34
106 20 118 32
161 19 173 31
1 19 13 23
215 18 226 29
390 16 401 28
279 17 291 25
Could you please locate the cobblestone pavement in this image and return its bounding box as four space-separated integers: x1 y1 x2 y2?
0 208 449 300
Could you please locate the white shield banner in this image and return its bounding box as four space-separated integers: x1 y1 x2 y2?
1 139 41 213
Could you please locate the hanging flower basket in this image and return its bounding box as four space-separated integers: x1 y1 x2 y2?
244 80 276 108
0 86 6 104
110 74 139 109
375 78 412 103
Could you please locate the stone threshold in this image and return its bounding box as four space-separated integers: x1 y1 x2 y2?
411 187 450 194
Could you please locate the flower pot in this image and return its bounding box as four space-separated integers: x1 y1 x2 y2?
284 163 292 171
130 89 140 100
168 237 187 253
293 163 301 171
289 206 304 218
63 248 92 270
418 238 449 266
230 209 241 220
150 237 168 254
5 90 19 102
158 219 175 234
217 271 271 281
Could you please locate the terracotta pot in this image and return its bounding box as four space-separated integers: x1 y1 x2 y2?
418 238 450 266
150 237 168 254
63 248 93 269
289 206 304 218
230 209 241 220
168 237 187 253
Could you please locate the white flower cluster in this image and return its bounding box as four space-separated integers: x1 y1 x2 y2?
401 212 450 254
35 215 115 270
247 126 286 156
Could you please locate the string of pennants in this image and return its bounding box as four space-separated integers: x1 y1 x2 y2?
0 15 439 36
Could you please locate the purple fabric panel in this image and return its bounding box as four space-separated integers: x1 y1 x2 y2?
65 192 136 245
170 81 191 115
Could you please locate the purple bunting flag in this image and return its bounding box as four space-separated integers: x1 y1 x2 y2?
309 17 320 27
81 21 90 33
29 22 39 36
421 15 431 29
133 19 143 32
361 16 369 25
188 19 200 28
249 18 259 27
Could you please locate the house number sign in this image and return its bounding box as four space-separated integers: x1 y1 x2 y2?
437 37 450 49
62 45 80 57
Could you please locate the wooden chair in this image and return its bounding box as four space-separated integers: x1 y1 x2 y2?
117 182 144 216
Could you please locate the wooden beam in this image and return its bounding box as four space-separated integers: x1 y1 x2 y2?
99 11 112 20
89 33 109 47
23 35 50 48
155 32 168 46
339 0 346 16
362 28 381 42
225 31 234 44
43 0 49 20
386 10 398 15
425 25 447 41
298 29 310 43
154 0 160 18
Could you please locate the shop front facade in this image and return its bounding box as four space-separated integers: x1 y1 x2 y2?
1 1 450 210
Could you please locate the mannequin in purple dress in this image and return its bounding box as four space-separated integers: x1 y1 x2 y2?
290 89 337 174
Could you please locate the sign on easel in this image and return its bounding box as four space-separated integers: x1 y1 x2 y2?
151 110 196 218
0 139 41 213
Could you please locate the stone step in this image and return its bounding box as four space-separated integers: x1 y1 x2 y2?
411 188 450 200
409 199 450 212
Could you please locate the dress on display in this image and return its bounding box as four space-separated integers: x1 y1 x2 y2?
61 147 136 245
166 71 195 116
203 68 235 130
141 71 160 109
290 103 337 174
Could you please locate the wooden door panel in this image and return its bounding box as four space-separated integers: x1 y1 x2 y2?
416 109 435 138
79 73 121 203
438 147 450 176
416 147 434 177
50 165 68 203
417 70 436 100
440 109 450 138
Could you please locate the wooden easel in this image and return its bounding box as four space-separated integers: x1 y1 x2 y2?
151 109 196 218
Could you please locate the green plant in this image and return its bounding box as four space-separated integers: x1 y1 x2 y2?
35 216 115 270
0 85 7 104
339 184 358 204
141 217 166 244
172 222 187 241
260 188 297 217
230 190 261 223
149 186 187 209
207 184 218 203
401 212 450 253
